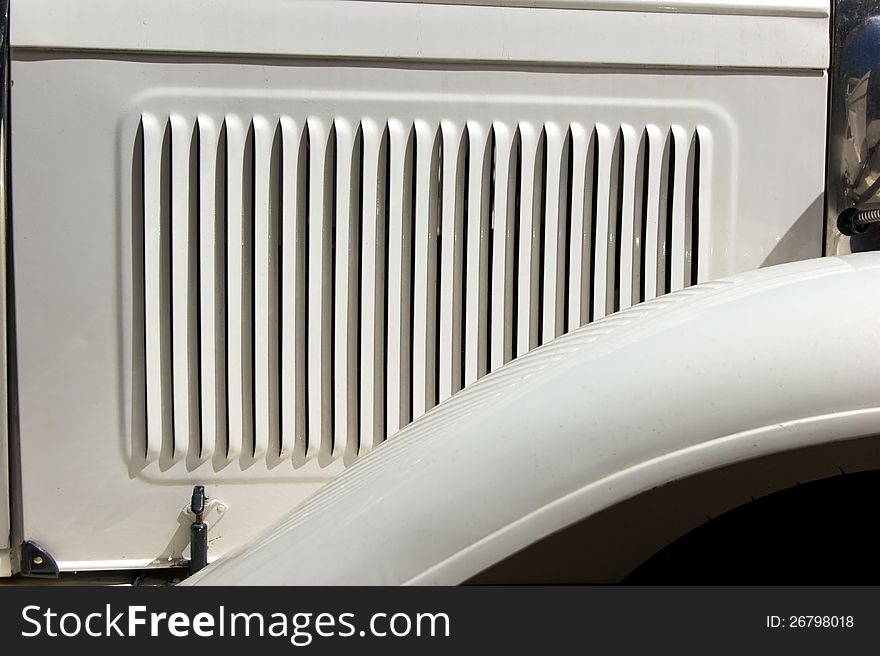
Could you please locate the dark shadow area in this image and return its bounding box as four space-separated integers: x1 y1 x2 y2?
850 221 880 252
760 193 824 268
625 469 880 584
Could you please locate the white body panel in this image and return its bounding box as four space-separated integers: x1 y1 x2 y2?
12 0 828 68
7 0 829 571
185 254 880 585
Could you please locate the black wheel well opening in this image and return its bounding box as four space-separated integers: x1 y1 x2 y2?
466 433 880 584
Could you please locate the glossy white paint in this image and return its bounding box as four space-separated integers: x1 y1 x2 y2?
184 254 880 585
6 0 830 572
11 0 828 69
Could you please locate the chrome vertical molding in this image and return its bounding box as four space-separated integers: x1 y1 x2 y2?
827 0 880 254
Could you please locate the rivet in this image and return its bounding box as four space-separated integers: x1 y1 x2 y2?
32 556 43 565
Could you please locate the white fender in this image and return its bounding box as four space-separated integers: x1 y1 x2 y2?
185 253 880 585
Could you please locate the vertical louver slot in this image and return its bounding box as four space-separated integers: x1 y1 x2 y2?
197 115 226 463
132 122 147 464
464 121 491 386
693 126 712 292
616 124 639 312
385 120 415 438
306 118 335 460
631 128 649 308
591 123 614 322
224 115 252 462
135 114 709 471
358 119 386 457
669 125 690 293
516 123 542 357
169 115 200 464
642 124 665 302
541 122 567 343
684 129 703 289
566 123 592 331
411 120 441 418
438 121 467 404
333 118 361 461
606 128 624 316
141 114 172 466
489 122 516 371
279 117 308 462
253 116 281 463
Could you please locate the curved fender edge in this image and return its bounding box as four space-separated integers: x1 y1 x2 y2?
184 253 880 585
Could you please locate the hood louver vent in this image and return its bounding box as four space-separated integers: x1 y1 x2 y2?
134 113 709 471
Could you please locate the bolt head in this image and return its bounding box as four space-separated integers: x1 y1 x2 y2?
32 556 43 565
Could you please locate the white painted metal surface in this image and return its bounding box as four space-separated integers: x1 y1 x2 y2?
7 0 830 570
11 0 829 69
185 254 880 586
198 115 225 463
133 110 711 469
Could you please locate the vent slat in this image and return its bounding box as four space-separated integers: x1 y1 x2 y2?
631 129 648 306
516 123 541 357
279 117 306 461
385 119 413 437
617 123 639 311
332 118 358 460
567 123 590 332
438 120 466 403
684 129 702 288
358 119 385 456
464 121 490 385
253 116 279 462
643 124 664 302
490 122 514 371
197 115 224 462
141 113 171 466
694 126 712 286
592 123 614 322
412 120 439 418
669 124 689 292
306 117 333 459
169 114 199 464
542 122 566 342
224 115 251 462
